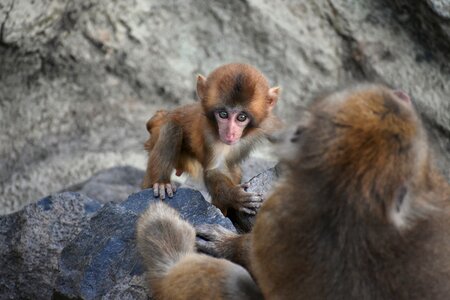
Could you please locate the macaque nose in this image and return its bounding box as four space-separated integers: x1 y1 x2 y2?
226 122 239 139
226 131 235 139
222 121 242 144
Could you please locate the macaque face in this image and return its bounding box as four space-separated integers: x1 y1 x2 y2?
214 108 251 145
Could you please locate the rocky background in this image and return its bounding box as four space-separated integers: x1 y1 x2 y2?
1 0 449 214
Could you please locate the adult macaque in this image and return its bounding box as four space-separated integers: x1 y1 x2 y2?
195 84 450 299
142 63 281 231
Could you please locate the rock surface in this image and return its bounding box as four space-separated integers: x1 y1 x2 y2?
0 165 275 300
1 0 449 214
392 0 450 56
0 192 103 300
55 188 235 300
0 189 234 300
64 165 146 204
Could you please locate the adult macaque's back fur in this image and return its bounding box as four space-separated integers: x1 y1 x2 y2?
250 84 450 299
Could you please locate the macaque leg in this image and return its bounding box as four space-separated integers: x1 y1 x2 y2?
143 121 183 200
204 169 263 216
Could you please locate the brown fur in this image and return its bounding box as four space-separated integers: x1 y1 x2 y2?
197 83 450 299
136 202 262 300
142 63 281 232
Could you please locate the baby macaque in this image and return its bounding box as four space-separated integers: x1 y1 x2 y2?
142 63 281 231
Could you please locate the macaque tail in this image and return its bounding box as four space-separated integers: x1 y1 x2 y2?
136 202 195 281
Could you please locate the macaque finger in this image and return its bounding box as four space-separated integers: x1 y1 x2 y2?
195 238 219 256
166 184 174 198
159 184 166 200
252 194 264 201
243 201 262 209
240 182 250 190
153 183 160 198
195 223 236 251
196 224 226 240
241 193 263 203
239 207 257 215
195 225 214 240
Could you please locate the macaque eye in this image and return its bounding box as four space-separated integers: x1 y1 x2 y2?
237 113 247 122
218 111 228 119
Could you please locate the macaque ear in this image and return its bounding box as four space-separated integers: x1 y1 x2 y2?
267 86 280 111
393 90 411 104
196 74 207 101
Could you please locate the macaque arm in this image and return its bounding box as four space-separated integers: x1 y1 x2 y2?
204 169 263 215
229 165 243 185
196 224 253 272
143 121 183 199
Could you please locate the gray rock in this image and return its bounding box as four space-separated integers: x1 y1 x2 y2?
392 0 450 53
64 166 146 204
0 192 102 300
241 155 278 183
246 165 280 196
54 188 235 300
427 0 450 18
0 187 239 299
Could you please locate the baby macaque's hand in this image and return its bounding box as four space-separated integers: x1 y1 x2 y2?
152 182 177 200
230 184 263 215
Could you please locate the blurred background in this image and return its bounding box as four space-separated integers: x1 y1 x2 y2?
0 0 449 214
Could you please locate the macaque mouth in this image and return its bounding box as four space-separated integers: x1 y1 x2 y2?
220 133 240 145
222 138 239 145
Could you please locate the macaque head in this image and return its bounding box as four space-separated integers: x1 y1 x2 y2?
196 63 280 145
290 84 426 228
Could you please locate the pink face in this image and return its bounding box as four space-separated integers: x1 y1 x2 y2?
214 109 251 145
